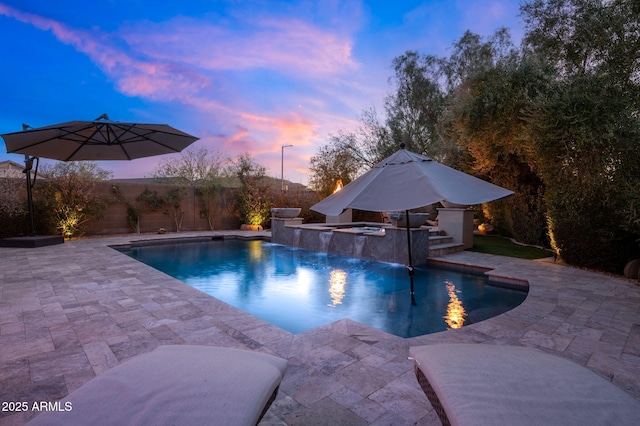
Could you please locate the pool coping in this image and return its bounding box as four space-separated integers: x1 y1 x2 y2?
1 231 639 425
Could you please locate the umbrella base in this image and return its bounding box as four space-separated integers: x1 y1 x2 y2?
0 235 64 248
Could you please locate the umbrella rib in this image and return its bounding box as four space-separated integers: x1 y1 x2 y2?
3 124 90 154
113 124 193 153
5 136 60 153
63 123 103 161
102 123 133 160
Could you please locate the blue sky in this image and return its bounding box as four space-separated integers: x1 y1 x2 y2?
0 1 524 184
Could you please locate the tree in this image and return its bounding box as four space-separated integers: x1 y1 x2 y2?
153 146 226 184
385 52 446 158
384 30 515 164
382 28 547 243
522 0 640 89
229 153 271 227
440 52 552 245
153 147 226 230
529 75 640 271
37 161 111 238
308 0 640 273
352 107 396 166
311 29 518 177
161 187 186 232
521 0 640 271
308 132 362 197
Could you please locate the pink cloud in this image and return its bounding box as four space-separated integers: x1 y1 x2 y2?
0 4 366 184
1 4 360 122
121 16 358 78
0 4 209 102
210 126 255 154
238 111 319 153
188 110 320 182
199 111 318 156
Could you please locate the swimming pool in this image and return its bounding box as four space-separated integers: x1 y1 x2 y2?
120 239 527 337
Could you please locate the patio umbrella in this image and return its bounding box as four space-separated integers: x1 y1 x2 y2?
311 144 513 216
2 114 198 161
1 114 199 241
311 144 514 303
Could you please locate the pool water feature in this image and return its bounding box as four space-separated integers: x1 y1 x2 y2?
120 239 527 338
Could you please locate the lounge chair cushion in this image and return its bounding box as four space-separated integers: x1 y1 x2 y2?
409 344 640 426
28 345 288 426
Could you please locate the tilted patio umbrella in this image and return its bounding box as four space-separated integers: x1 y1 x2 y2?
311 144 514 303
1 114 199 244
2 114 198 161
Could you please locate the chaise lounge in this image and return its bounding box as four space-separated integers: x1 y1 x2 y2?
409 343 640 426
28 345 288 426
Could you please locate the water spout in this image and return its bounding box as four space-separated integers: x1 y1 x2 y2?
354 236 366 258
292 229 301 247
319 232 332 252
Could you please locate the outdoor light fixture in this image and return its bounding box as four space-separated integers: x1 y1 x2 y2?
281 144 293 191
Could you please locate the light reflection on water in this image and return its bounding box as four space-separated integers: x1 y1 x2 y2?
122 240 527 337
328 270 347 307
444 280 467 329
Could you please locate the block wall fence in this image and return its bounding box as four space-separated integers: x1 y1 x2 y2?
82 181 241 235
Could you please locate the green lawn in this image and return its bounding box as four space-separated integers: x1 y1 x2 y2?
469 234 554 260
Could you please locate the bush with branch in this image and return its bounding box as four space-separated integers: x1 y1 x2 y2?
0 176 28 237
112 186 165 233
229 153 271 228
153 147 225 230
36 162 111 238
161 187 186 232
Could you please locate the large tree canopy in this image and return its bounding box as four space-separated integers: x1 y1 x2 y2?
308 0 640 273
522 0 640 271
522 0 640 88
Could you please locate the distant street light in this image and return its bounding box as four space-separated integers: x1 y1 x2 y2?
281 144 293 190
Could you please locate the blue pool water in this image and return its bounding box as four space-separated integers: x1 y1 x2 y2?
120 239 527 337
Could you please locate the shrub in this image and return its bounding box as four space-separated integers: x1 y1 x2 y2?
0 177 29 238
229 154 272 228
162 187 186 232
35 162 111 238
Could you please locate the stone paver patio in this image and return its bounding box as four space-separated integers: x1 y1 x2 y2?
1 231 639 425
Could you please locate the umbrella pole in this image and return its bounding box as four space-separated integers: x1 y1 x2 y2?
405 210 416 305
23 155 37 236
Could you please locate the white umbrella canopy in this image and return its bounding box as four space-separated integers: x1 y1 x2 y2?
2 114 199 161
311 146 514 216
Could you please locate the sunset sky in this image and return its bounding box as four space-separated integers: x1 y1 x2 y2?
0 1 524 185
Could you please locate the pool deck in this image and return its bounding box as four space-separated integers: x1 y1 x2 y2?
1 231 639 425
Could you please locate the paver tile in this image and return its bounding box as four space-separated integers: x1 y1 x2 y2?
1 232 639 425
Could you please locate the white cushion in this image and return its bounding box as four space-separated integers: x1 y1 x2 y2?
409 344 640 426
28 345 288 426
